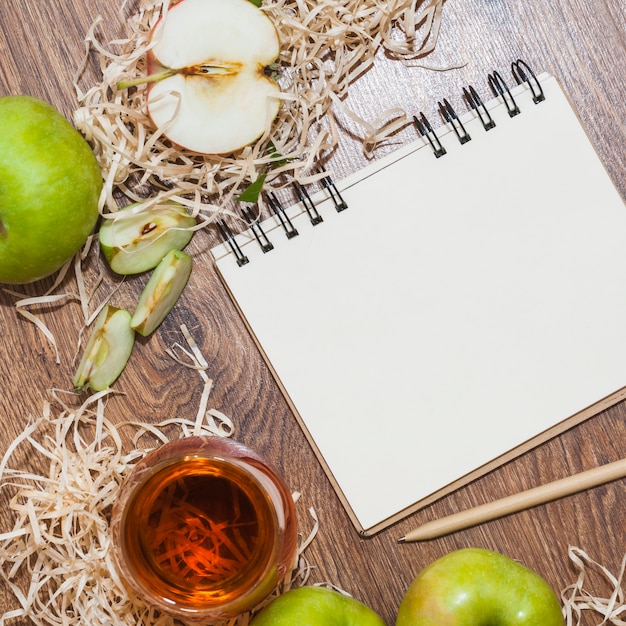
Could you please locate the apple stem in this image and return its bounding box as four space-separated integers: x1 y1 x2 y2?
117 69 177 90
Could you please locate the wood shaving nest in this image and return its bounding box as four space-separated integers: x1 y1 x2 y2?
72 0 444 219
5 0 445 362
0 327 319 625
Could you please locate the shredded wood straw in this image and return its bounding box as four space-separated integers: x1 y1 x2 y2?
73 0 444 219
0 326 318 625
3 235 109 366
562 546 626 625
6 0 445 350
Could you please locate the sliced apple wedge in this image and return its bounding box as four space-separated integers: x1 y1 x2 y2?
73 305 135 392
131 249 193 336
99 202 196 275
141 0 281 154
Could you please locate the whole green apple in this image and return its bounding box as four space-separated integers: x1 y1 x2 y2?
250 586 386 626
396 548 564 626
0 95 102 284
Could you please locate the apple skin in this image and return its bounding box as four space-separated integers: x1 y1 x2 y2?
0 95 102 284
395 548 564 626
249 586 386 626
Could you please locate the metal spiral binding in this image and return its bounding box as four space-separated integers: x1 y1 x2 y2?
217 220 249 267
462 84 496 131
415 59 542 156
293 181 324 225
487 70 520 117
219 61 546 265
511 59 545 104
319 171 348 212
266 191 299 239
413 113 447 158
438 98 472 144
241 205 273 253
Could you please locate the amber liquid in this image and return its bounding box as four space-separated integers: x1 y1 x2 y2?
118 457 279 610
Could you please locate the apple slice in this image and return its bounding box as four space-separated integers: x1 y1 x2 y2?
141 0 281 154
131 249 192 336
99 202 196 275
73 305 135 392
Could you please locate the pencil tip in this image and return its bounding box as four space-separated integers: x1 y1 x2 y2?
398 536 406 543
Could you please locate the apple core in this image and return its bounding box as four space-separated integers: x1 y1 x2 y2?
143 0 281 154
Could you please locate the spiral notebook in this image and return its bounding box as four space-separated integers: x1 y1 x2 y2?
210 62 626 536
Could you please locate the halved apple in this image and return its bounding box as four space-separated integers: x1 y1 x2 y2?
73 305 135 392
131 249 192 336
99 202 196 275
141 0 281 155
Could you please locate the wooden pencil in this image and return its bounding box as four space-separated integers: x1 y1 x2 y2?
398 457 626 542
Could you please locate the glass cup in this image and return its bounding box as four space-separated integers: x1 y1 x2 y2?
109 436 298 623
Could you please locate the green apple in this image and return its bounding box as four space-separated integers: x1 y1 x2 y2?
0 95 102 284
73 305 135 392
249 586 386 626
395 548 564 626
130 248 192 336
98 202 196 275
125 0 281 155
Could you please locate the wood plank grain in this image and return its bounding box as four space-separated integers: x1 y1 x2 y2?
0 0 625 624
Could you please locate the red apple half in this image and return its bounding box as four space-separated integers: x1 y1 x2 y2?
145 0 281 155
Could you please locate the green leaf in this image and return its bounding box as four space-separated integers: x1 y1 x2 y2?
236 173 267 203
266 142 294 168
249 0 262 6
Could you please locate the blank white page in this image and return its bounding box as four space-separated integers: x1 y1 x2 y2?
211 73 626 535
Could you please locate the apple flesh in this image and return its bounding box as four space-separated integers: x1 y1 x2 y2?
73 305 135 392
395 548 564 626
0 95 101 284
130 249 192 336
249 586 386 626
141 0 281 154
98 202 196 275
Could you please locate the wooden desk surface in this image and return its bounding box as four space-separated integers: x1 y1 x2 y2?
1 0 625 623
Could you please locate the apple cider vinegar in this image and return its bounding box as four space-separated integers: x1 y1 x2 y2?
110 437 298 622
